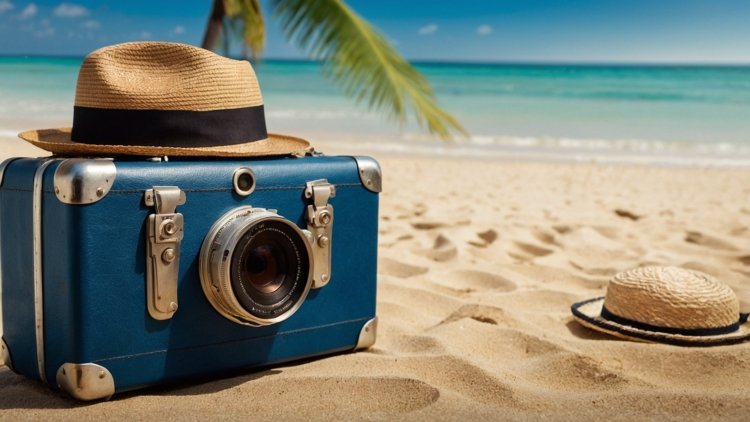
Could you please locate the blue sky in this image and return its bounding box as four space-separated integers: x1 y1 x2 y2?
0 0 749 63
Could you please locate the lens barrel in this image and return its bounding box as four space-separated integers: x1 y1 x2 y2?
199 207 313 326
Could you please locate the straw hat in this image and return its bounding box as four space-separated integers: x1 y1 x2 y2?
18 42 310 157
571 266 750 346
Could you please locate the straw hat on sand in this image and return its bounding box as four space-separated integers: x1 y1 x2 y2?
571 266 750 346
18 42 310 157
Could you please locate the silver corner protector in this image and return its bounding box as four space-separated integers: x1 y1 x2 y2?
0 157 19 189
1 338 14 372
352 156 382 193
53 158 116 204
56 362 115 401
355 316 378 350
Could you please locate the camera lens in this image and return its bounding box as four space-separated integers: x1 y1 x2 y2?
230 220 309 318
199 207 314 326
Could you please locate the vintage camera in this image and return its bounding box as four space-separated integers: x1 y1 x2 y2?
0 154 380 400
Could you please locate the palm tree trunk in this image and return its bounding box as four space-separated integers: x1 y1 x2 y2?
202 0 226 50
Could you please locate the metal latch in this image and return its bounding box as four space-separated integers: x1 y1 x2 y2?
304 179 335 288
144 186 186 320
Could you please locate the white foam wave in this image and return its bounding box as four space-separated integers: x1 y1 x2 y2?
266 109 377 120
461 134 750 156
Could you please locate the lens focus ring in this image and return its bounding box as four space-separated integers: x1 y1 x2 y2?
199 207 314 326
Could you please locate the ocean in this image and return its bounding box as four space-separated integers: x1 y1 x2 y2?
1 57 749 161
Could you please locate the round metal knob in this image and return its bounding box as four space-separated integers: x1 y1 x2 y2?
162 248 176 263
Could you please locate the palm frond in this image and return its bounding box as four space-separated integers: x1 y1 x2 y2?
269 0 467 139
223 0 265 58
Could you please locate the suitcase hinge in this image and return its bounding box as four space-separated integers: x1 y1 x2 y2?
144 186 186 320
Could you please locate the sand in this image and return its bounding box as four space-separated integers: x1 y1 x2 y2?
1 138 750 420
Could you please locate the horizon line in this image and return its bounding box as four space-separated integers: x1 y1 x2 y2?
1 53 749 67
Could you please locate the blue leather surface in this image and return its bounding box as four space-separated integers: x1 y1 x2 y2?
1 159 39 379
0 155 379 392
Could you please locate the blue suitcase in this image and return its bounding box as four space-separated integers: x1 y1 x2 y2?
0 154 380 400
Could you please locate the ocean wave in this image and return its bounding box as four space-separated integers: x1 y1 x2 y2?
330 135 750 167
266 109 377 120
0 129 20 138
469 135 750 155
467 134 750 155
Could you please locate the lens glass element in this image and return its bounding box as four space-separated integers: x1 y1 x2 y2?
230 219 310 319
243 244 284 294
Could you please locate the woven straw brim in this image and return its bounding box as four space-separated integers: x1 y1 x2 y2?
18 128 310 157
571 297 750 347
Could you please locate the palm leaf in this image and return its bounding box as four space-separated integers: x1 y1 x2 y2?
223 0 265 58
269 0 467 139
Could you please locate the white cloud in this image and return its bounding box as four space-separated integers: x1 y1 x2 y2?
82 19 100 30
18 3 36 20
418 23 438 36
35 28 54 37
172 25 185 35
477 24 493 36
35 25 54 37
54 3 89 18
0 0 14 14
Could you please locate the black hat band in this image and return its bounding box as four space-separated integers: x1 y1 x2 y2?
600 304 741 337
71 105 268 147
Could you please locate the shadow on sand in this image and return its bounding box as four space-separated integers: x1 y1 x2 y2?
0 366 281 409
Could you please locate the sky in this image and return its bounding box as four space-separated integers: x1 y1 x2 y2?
0 0 749 63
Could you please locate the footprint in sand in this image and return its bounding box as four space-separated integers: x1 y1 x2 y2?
552 224 572 234
685 230 740 251
422 234 457 262
430 269 517 294
411 220 447 230
478 229 498 244
507 241 554 261
468 229 499 248
531 227 558 245
614 208 642 221
378 257 429 278
437 304 518 327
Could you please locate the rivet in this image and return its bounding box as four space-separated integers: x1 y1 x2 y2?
162 248 176 263
163 220 176 235
96 187 104 197
54 187 60 194
317 235 329 248
320 212 332 225
98 370 106 379
321 274 329 283
169 302 178 312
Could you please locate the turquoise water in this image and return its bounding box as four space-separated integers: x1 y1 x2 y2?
1 57 749 154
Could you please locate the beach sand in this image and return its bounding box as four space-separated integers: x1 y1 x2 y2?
1 137 750 420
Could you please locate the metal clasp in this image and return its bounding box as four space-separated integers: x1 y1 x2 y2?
144 186 186 320
304 179 335 288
